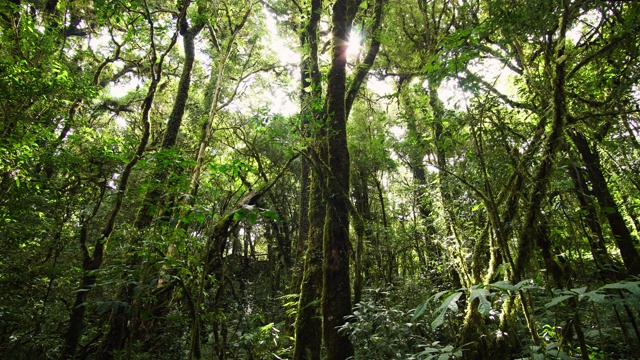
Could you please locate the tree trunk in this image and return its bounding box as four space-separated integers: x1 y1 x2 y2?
135 23 202 229
322 1 355 359
512 10 569 283
352 169 369 305
429 80 468 288
292 0 324 356
61 25 175 356
293 177 324 360
97 12 201 358
503 6 572 353
570 130 640 276
289 0 322 337
568 161 619 278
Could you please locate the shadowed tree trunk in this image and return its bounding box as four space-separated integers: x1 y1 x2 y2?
96 6 202 358
293 0 384 358
352 168 370 305
293 175 324 360
568 160 619 278
134 14 203 229
500 5 572 355
61 21 178 358
570 130 640 276
321 0 385 357
292 0 323 357
322 1 355 358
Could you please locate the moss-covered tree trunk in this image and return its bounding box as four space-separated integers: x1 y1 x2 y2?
501 5 571 355
134 19 203 229
96 11 202 359
293 175 324 360
352 169 369 305
568 161 618 278
61 25 175 356
289 0 322 339
292 0 324 357
322 1 355 359
570 130 640 276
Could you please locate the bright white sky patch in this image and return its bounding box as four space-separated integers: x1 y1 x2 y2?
108 76 143 98
567 9 602 46
264 10 300 67
347 31 363 59
437 79 471 110
260 10 300 116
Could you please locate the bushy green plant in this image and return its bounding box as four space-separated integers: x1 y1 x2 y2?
340 299 418 359
230 319 292 359
339 288 464 360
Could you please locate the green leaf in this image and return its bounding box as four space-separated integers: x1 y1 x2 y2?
489 280 518 292
233 209 245 221
412 302 428 321
600 281 640 295
431 291 462 329
248 212 258 225
579 290 606 303
545 295 573 308
431 311 446 330
438 291 462 312
515 279 539 290
430 290 450 303
470 288 491 316
570 286 587 295
261 209 280 221
196 213 205 224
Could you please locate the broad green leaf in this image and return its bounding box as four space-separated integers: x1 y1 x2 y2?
431 292 462 329
430 290 450 303
601 281 640 295
261 209 280 221
248 212 258 225
470 288 491 316
579 290 606 303
233 209 245 221
489 280 518 292
437 291 462 312
431 311 446 330
477 298 492 317
412 302 428 321
545 295 573 308
570 286 587 295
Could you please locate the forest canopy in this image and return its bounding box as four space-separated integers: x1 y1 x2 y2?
1 0 640 359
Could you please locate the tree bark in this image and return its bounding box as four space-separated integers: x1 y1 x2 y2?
292 0 324 357
61 23 177 357
568 161 619 278
570 130 640 276
96 8 201 358
293 177 324 360
322 1 355 359
290 0 322 340
352 169 369 305
512 10 569 283
135 20 203 228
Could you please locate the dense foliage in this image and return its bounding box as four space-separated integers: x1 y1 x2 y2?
1 0 639 359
